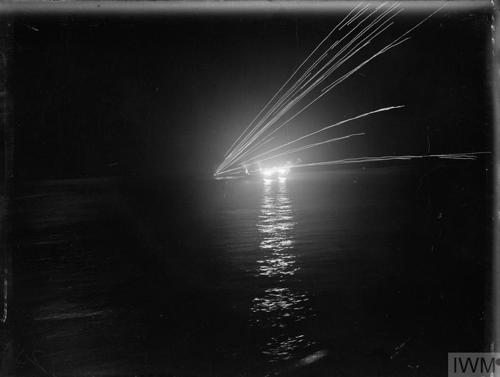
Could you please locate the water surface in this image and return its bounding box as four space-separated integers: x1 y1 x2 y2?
9 163 492 376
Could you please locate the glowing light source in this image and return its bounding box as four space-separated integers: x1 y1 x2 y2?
260 166 290 178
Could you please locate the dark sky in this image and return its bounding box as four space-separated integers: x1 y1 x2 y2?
7 3 493 179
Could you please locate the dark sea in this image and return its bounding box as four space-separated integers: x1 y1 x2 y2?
6 162 493 376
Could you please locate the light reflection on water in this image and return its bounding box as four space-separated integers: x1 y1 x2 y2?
251 177 315 364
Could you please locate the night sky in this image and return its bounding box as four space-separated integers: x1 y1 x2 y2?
7 3 493 179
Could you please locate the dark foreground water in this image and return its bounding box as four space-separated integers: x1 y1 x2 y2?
5 163 493 376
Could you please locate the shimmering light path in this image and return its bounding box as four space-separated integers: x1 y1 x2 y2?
250 178 315 364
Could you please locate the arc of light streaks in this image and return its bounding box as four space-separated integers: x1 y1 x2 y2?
215 2 450 178
217 2 394 173
219 133 366 176
221 3 396 166
221 2 366 161
223 2 366 155
238 105 404 168
228 152 489 177
321 4 446 94
289 152 491 169
227 136 277 168
260 2 392 121
218 4 404 172
247 4 406 150
218 152 489 177
252 19 403 148
232 31 410 168
218 4 379 172
254 133 366 165
245 6 399 151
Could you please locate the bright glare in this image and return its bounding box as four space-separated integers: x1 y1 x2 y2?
261 166 290 178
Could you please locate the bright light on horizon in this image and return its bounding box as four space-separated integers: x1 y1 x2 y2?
260 166 290 178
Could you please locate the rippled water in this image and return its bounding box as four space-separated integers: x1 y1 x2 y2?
8 164 492 376
251 178 314 365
